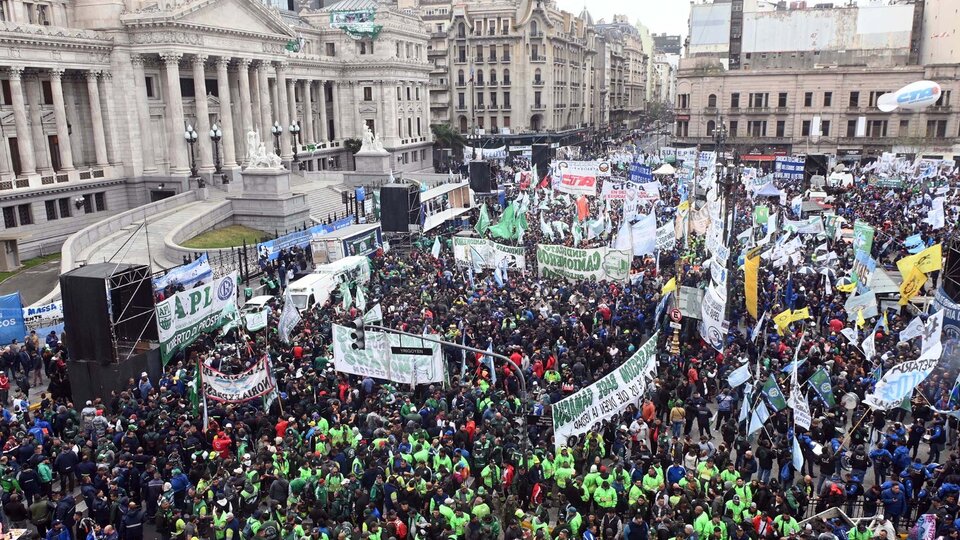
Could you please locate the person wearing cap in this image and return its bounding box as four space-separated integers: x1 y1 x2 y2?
848 522 871 540
45 518 70 540
773 510 800 537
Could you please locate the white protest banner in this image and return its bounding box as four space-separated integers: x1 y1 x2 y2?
553 160 611 179
536 245 631 282
710 259 728 288
782 216 825 235
153 254 214 293
244 310 268 332
200 355 275 403
22 301 64 336
600 180 638 201
794 394 812 430
631 212 657 257
156 272 238 363
637 181 662 200
558 173 598 197
452 236 526 270
864 351 940 410
922 309 945 354
699 284 728 351
727 363 750 388
899 316 925 343
552 331 659 447
331 324 446 385
656 223 676 251
845 291 879 321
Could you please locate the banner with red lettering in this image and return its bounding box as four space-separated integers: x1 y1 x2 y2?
558 174 598 197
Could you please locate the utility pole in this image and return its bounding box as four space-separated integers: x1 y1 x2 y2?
366 324 530 453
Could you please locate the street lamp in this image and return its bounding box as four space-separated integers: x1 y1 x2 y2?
209 122 223 175
289 121 301 163
270 121 282 156
184 123 199 180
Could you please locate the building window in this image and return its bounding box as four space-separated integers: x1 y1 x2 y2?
95 192 106 212
325 43 336 56
144 76 156 99
868 91 887 108
58 198 71 218
458 93 465 108
16 204 31 225
503 91 510 108
776 120 785 137
677 94 689 109
421 149 426 161
503 116 510 128
476 92 484 105
407 87 412 100
706 120 716 136
363 87 373 101
778 93 787 108
867 120 888 138
936 90 951 107
729 121 737 136
804 92 812 107
823 92 832 107
748 93 767 108
707 94 717 108
747 121 766 137
801 120 811 136
415 87 420 100
821 120 830 136
927 120 947 138
44 200 57 221
730 93 739 108
83 195 93 214
846 119 857 137
675 121 689 137
2 207 14 229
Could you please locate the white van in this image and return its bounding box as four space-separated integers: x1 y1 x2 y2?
241 295 274 315
286 273 337 311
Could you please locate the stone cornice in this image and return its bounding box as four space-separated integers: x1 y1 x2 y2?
0 23 114 52
124 21 291 44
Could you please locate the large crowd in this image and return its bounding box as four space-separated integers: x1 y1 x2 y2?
0 135 959 540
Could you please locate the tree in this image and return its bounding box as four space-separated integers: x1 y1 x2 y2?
344 138 362 170
431 124 467 152
645 101 675 129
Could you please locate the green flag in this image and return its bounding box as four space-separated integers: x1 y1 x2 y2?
489 202 517 240
808 368 835 407
571 218 582 246
762 375 788 412
515 211 528 241
475 204 491 236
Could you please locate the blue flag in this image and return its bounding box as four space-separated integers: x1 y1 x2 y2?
654 292 672 328
484 341 496 385
784 277 797 310
728 363 751 388
904 233 924 254
792 436 804 472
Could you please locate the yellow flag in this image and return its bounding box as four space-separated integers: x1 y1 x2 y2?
790 307 811 322
856 309 866 328
678 200 690 212
899 265 927 305
774 309 793 334
897 243 943 275
744 250 760 320
661 277 677 295
837 280 856 293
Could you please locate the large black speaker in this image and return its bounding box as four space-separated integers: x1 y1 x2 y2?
469 161 491 193
60 263 157 364
532 144 552 182
380 183 421 233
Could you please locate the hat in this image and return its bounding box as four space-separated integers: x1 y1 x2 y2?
141 372 148 377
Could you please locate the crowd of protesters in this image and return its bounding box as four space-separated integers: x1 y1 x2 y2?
0 135 958 540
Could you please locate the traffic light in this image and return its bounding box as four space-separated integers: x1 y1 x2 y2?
348 317 365 350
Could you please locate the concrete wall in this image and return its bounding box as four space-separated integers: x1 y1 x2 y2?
163 199 236 265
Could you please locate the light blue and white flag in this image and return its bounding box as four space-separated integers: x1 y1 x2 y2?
904 233 925 254
431 237 442 258
748 401 769 436
727 363 751 388
792 436 804 472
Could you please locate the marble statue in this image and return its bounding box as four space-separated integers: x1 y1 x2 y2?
372 131 385 153
245 128 282 169
359 125 375 151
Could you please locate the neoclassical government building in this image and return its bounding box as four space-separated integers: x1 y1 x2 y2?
0 0 433 257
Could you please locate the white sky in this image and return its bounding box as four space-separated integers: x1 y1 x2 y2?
555 0 692 38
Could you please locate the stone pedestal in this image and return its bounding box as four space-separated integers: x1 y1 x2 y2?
353 149 392 174
229 167 311 232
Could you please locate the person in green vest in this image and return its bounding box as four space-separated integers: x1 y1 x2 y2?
724 495 746 524
693 506 712 539
697 458 720 483
448 507 469 537
719 463 740 486
641 466 662 497
471 496 491 520
848 522 872 540
593 479 617 510
566 506 582 539
732 478 753 507
554 461 575 491
212 508 229 540
582 465 601 497
773 510 800 537
679 472 701 494
628 478 645 507
480 461 501 492
707 515 727 540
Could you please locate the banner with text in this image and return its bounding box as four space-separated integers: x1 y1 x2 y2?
536 245 631 282
156 272 238 363
201 355 275 403
452 236 527 270
22 301 64 337
152 254 213 293
552 331 659 447
256 216 354 261
332 323 445 385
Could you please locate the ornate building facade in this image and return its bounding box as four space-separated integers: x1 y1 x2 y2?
0 0 432 256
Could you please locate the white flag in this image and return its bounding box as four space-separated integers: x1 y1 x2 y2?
727 363 750 388
924 197 945 230
899 316 925 343
794 393 812 430
614 219 633 253
749 401 769 436
861 331 876 360
922 309 945 354
431 237 441 258
278 288 302 344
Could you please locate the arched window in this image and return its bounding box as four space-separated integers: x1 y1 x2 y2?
459 116 468 133
458 70 465 85
503 69 511 84
534 68 542 84
489 69 497 84
531 114 542 131
707 120 716 135
531 21 539 35
708 94 717 108
476 71 484 84
458 22 466 38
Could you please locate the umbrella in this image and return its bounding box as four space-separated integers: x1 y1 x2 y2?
796 266 816 276
653 163 676 175
819 267 837 279
836 276 854 289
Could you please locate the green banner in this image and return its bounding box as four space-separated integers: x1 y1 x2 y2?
753 205 769 225
822 212 838 239
536 245 631 282
852 220 875 257
156 272 238 363
552 331 659 447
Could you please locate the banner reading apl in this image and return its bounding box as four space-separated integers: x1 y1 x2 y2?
156 272 238 363
552 331 659 448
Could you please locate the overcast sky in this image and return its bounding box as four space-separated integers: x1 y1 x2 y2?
555 0 691 38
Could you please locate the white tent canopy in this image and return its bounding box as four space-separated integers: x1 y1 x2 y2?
653 163 676 175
